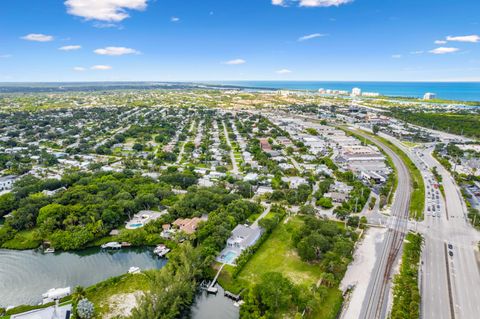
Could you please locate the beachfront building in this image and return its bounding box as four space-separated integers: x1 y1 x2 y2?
423 92 437 100
351 87 362 96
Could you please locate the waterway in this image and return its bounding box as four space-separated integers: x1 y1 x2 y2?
0 247 239 318
0 247 166 308
190 285 239 319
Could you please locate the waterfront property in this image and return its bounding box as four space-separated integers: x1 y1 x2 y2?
172 217 207 234
125 210 167 230
217 224 263 265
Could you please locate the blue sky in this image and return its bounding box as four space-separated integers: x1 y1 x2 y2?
0 0 479 82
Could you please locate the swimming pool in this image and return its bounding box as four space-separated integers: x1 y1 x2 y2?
127 223 144 229
220 251 238 264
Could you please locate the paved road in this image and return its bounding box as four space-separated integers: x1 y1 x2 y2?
175 119 195 164
223 120 239 174
251 204 272 228
380 134 480 319
347 129 412 319
420 147 480 319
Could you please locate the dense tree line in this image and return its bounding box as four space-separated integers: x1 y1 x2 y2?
389 108 480 138
0 171 178 250
241 272 324 318
292 216 357 283
131 242 206 319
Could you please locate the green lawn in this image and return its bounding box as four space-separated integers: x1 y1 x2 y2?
2 229 41 250
217 216 343 319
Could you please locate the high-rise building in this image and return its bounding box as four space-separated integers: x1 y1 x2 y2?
423 92 437 100
352 87 362 96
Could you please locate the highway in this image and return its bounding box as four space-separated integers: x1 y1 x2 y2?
387 138 453 319
420 146 480 319
346 129 412 319
381 134 480 319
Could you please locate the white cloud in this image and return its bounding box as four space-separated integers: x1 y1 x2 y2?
429 47 459 55
171 16 180 22
272 0 352 7
410 50 424 55
73 67 86 71
276 69 292 74
93 22 120 29
434 40 447 44
299 0 353 7
272 0 286 6
65 0 147 22
91 65 112 70
21 33 54 42
223 59 246 65
94 46 140 56
0 54 12 58
298 33 326 41
391 54 402 58
446 35 480 43
59 45 82 51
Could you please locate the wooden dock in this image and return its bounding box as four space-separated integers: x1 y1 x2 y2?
224 290 241 301
207 263 226 294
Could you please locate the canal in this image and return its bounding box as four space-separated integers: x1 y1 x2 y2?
0 247 239 318
0 247 166 308
190 285 239 319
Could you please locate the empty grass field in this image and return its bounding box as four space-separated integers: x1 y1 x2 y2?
217 216 343 319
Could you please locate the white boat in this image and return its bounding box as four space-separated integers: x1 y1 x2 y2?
101 242 122 249
42 287 71 304
44 248 55 253
128 266 141 274
153 244 171 257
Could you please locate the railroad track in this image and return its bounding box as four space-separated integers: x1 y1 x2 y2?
351 129 412 319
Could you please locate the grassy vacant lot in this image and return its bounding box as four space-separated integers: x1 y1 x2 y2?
218 216 343 319
1 271 153 319
86 272 151 318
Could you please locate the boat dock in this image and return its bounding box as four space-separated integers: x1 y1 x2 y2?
224 290 241 301
101 242 122 249
207 263 226 294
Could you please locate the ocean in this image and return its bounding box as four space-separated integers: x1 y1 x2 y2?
210 81 480 102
